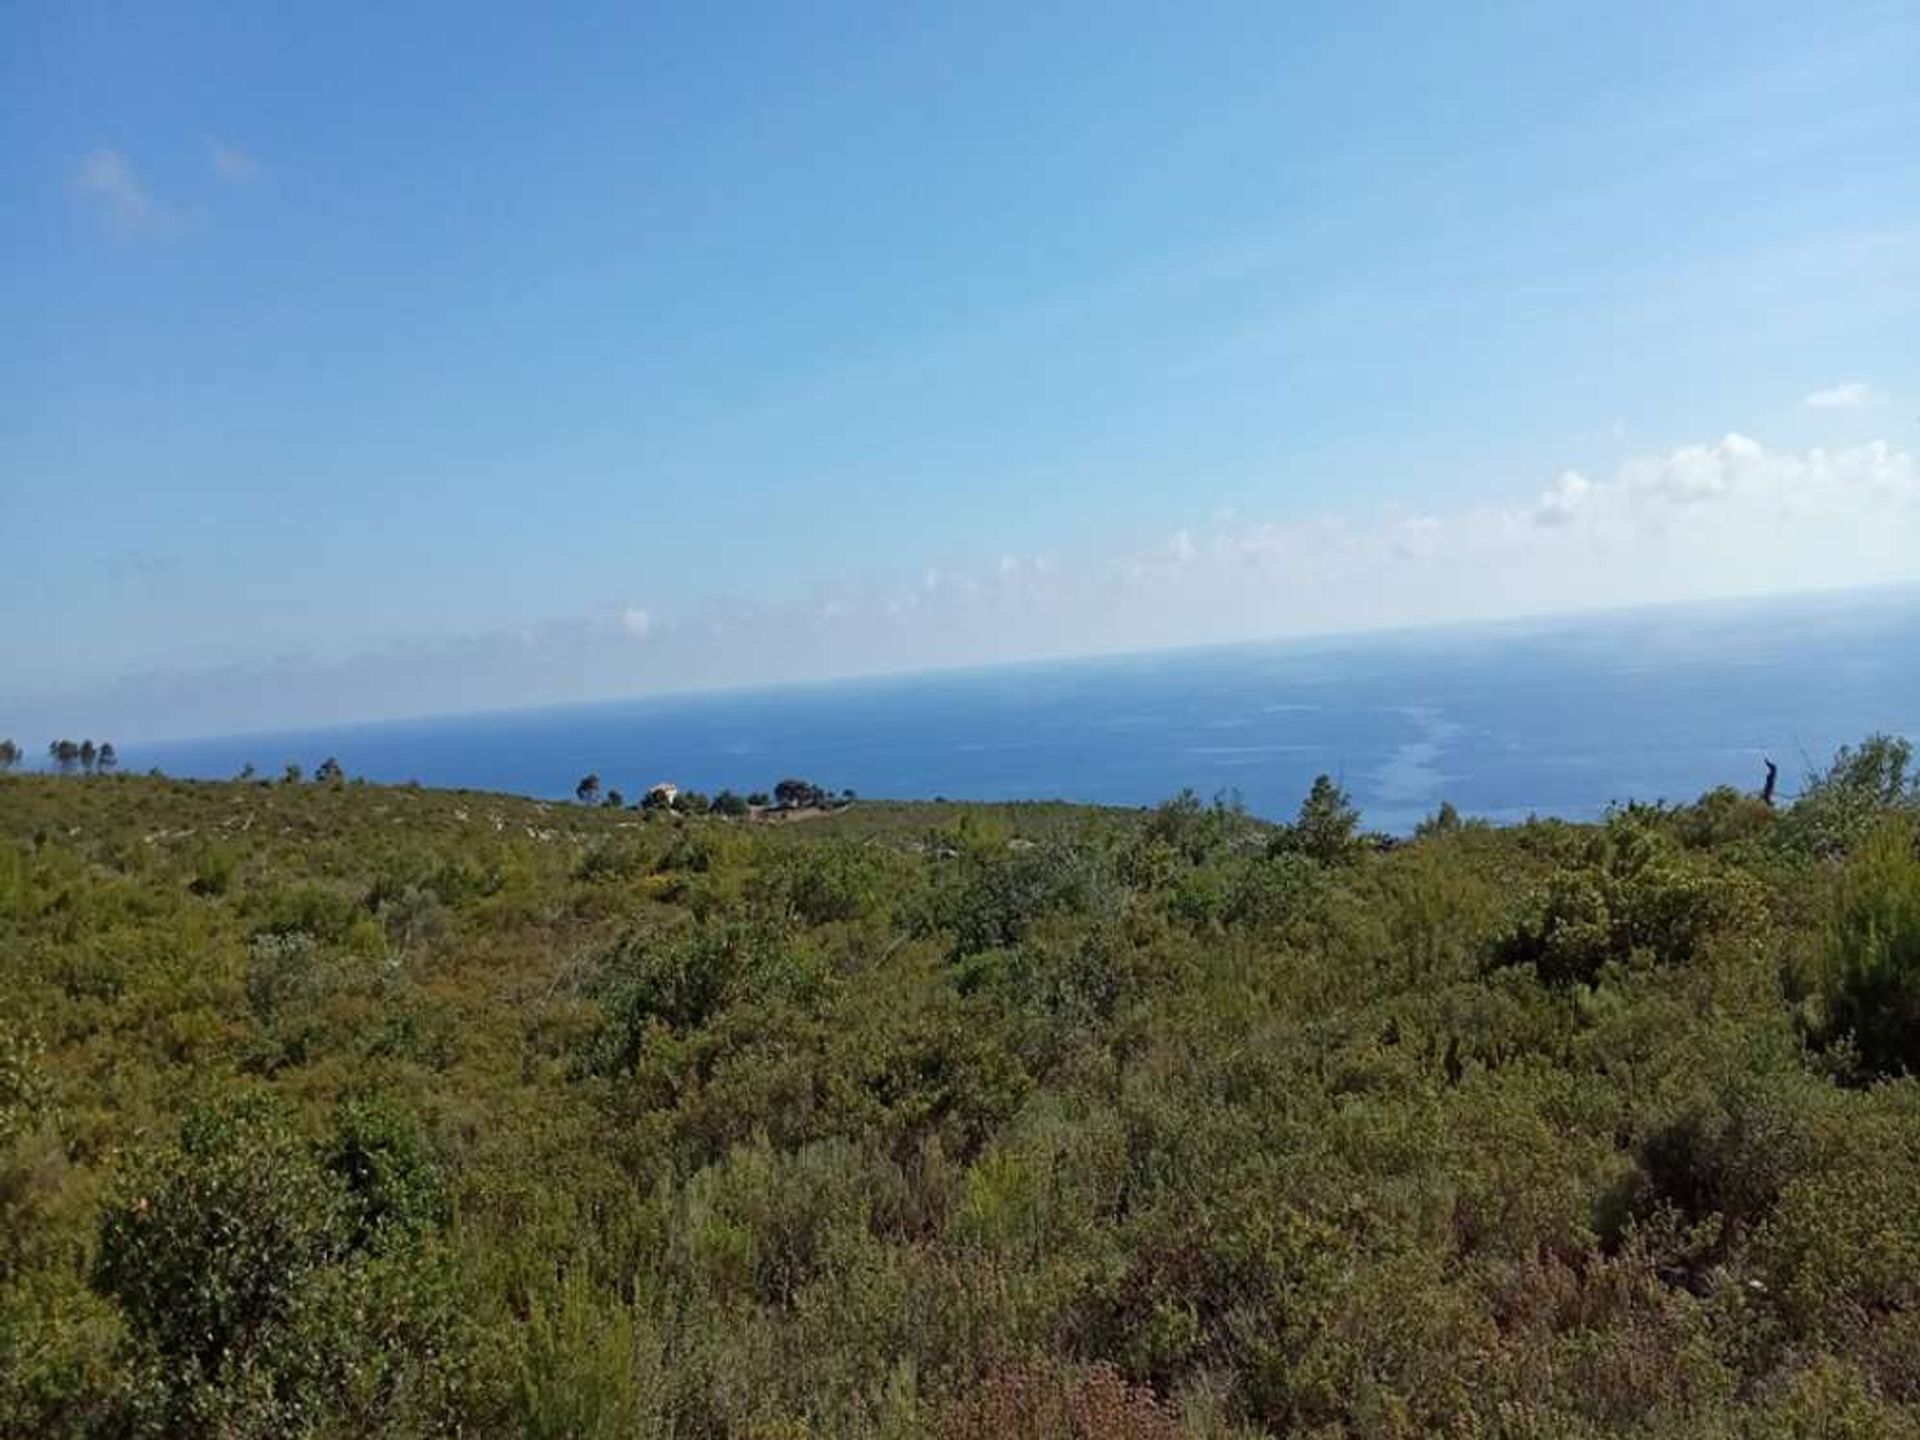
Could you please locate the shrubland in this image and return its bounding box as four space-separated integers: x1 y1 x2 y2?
3 739 1920 1437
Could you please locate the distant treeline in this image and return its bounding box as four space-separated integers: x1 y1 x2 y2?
0 741 853 821
0 739 120 776
571 773 853 817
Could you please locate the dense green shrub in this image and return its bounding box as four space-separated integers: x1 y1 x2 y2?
95 1091 344 1381
765 838 903 926
327 1091 448 1250
1135 788 1255 867
4 745 1920 1435
91 1088 469 1436
1672 784 1776 849
188 843 239 897
928 827 1120 958
587 926 745 1068
0 1023 62 1279
1495 815 1764 986
572 839 648 883
1815 818 1920 1077
1628 1067 1820 1264
1783 733 1919 859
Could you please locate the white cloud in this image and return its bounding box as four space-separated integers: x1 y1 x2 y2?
1548 435 1915 543
1533 470 1592 527
71 149 177 237
1804 380 1872 410
1086 434 1918 647
1619 431 1757 507
209 140 262 183
19 433 1919 741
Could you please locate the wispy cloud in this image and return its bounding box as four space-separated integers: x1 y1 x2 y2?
646 431 1920 680
1804 380 1873 409
71 149 178 237
16 433 1919 742
208 139 262 183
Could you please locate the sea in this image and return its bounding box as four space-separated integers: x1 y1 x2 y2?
130 587 1920 834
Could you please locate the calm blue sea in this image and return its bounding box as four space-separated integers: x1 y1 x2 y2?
129 588 1920 833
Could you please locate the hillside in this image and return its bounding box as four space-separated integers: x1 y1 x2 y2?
4 746 1920 1438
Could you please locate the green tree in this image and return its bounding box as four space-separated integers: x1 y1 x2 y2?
1277 773 1361 864
774 777 824 809
313 756 344 784
711 789 750 818
78 739 98 775
282 762 303 784
0 739 19 774
96 740 118 775
1820 733 1915 805
49 739 80 775
575 773 601 805
1787 733 1919 857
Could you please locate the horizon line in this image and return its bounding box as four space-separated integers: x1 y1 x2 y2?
39 576 1914 757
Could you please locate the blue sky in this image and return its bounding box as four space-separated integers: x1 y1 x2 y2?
5 2 1918 740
